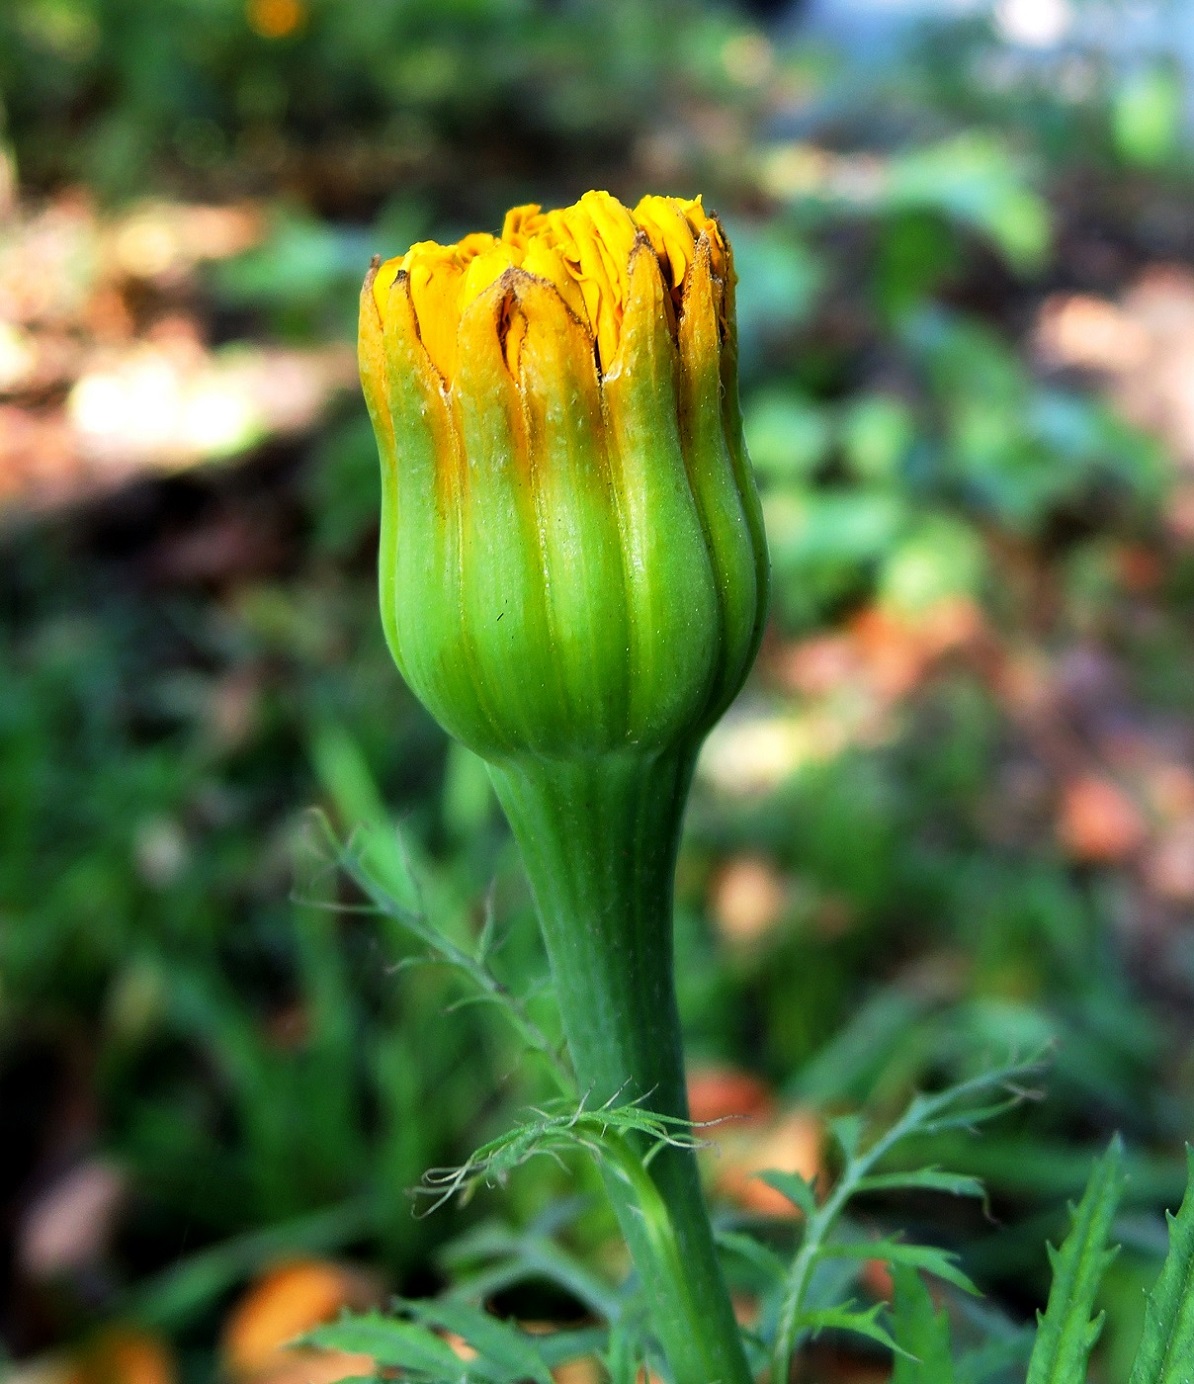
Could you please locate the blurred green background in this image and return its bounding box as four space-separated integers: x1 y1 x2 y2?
4 0 1194 1379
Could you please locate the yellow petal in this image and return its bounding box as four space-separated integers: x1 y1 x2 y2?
371 192 732 385
370 255 404 318
633 194 697 294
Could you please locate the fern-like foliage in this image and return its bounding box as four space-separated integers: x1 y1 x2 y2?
304 824 1194 1384
1026 1136 1126 1384
764 1055 1044 1379
312 811 575 1095
415 1092 702 1213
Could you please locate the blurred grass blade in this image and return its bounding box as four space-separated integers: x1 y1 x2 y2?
891 1265 956 1384
125 1196 375 1329
1026 1136 1126 1384
1128 1146 1194 1384
304 1313 465 1377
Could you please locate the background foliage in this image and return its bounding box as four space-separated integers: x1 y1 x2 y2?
4 0 1194 1380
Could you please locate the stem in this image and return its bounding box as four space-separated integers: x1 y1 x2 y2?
488 749 753 1384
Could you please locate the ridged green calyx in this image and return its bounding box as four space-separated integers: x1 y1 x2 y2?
359 190 767 760
360 191 768 1384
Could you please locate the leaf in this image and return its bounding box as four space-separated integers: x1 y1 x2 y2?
1026 1136 1126 1384
304 1314 466 1377
531 1328 607 1368
399 1300 553 1384
856 1168 986 1200
601 1317 647 1384
756 1169 818 1219
913 1095 1027 1138
821 1238 979 1296
418 1097 698 1213
716 1228 789 1285
474 885 499 964
798 1301 906 1355
769 1054 1043 1381
1128 1145 1194 1384
890 1265 956 1384
439 1218 620 1320
830 1113 866 1159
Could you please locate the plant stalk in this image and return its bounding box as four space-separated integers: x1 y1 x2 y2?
488 749 753 1384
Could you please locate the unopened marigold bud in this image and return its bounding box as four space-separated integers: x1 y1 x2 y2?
358 190 768 760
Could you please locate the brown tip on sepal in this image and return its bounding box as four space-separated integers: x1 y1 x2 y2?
627 230 656 272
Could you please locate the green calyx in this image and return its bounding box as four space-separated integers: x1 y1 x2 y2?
359 231 768 764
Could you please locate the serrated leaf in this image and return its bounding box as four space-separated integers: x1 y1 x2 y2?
799 1301 906 1355
1026 1136 1126 1384
769 1054 1044 1381
399 1299 552 1384
756 1169 818 1219
914 1096 1025 1137
419 1097 697 1214
821 1238 979 1296
857 1168 985 1200
1128 1145 1194 1384
304 1314 466 1377
890 1265 956 1384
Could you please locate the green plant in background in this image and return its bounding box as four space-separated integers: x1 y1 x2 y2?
0 0 740 196
7 2 1194 1378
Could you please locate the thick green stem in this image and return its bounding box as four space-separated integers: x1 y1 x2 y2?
488 749 753 1384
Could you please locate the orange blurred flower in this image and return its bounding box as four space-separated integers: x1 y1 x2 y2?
221 1258 380 1382
709 855 788 946
1058 774 1146 863
714 1107 824 1218
688 1065 776 1127
246 0 304 39
55 1328 175 1384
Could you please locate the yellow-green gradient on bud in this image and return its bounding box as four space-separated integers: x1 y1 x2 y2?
358 189 769 762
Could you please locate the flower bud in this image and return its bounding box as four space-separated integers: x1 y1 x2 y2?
359 190 768 761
